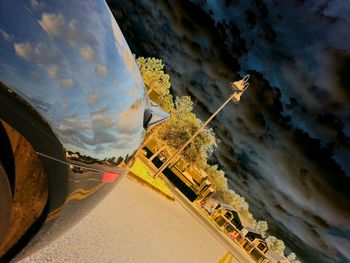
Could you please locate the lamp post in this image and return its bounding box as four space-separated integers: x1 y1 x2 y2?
152 75 250 178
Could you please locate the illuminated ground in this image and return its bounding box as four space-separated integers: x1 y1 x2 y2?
17 177 226 263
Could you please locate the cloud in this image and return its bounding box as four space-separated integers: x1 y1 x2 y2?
14 42 62 66
0 28 11 41
110 15 124 46
38 12 92 48
86 92 99 104
14 43 31 60
110 136 132 149
118 99 144 134
91 114 108 122
123 49 134 72
61 130 116 147
93 131 117 144
94 145 106 153
61 101 69 111
95 63 108 76
38 13 65 37
111 132 140 149
60 78 75 89
106 1 350 262
65 19 79 46
47 65 59 78
57 112 116 150
325 234 350 261
13 42 76 90
58 130 92 148
91 105 110 114
128 83 142 97
31 0 44 10
80 46 94 61
57 116 91 133
91 113 117 130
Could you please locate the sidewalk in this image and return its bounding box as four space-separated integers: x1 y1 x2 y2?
128 157 174 201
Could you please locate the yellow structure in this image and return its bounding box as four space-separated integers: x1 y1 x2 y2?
227 229 245 244
140 139 215 201
171 158 209 187
217 252 234 263
212 205 244 233
241 239 269 263
144 83 161 102
211 206 269 263
241 228 269 263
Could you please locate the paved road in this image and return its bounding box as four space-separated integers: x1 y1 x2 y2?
156 174 255 263
138 157 254 263
17 177 227 263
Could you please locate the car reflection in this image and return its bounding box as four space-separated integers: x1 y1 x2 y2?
0 0 147 165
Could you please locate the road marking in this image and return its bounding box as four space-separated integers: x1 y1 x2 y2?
217 252 234 263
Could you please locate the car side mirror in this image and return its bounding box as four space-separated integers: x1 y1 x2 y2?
143 102 170 129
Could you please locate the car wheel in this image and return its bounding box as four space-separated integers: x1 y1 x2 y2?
0 162 11 245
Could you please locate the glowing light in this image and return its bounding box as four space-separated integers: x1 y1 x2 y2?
102 172 120 183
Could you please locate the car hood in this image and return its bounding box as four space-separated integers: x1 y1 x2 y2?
0 0 148 166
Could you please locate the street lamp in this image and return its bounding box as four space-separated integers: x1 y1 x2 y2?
153 75 250 179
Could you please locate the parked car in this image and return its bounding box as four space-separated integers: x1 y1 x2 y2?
0 0 168 261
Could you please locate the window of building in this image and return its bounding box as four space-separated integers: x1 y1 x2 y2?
243 242 252 252
224 211 232 220
225 224 234 233
201 185 209 192
215 216 226 227
250 249 263 262
258 243 266 251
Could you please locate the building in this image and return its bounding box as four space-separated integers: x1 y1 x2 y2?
144 83 161 102
241 227 269 263
212 204 244 234
212 204 244 231
201 198 220 215
210 204 247 245
140 139 215 202
242 227 265 243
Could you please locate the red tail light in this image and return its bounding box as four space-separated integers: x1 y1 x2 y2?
102 172 120 183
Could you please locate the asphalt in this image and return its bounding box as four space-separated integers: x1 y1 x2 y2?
16 177 227 263
138 157 255 263
155 175 255 263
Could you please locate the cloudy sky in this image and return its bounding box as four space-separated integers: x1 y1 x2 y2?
0 0 147 161
108 0 350 262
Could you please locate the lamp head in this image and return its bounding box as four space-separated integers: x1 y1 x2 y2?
230 74 250 92
231 92 242 104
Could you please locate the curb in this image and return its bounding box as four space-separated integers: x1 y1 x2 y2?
127 172 175 202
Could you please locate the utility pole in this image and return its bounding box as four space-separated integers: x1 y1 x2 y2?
153 75 250 178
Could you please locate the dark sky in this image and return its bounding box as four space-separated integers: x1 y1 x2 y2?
107 1 350 262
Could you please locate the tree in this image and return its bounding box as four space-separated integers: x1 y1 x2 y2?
255 221 268 237
266 236 285 256
157 96 216 167
240 209 257 226
202 165 258 226
287 253 301 263
136 57 216 167
204 164 228 191
207 177 257 226
136 56 173 112
135 56 171 95
288 253 296 261
136 56 295 260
